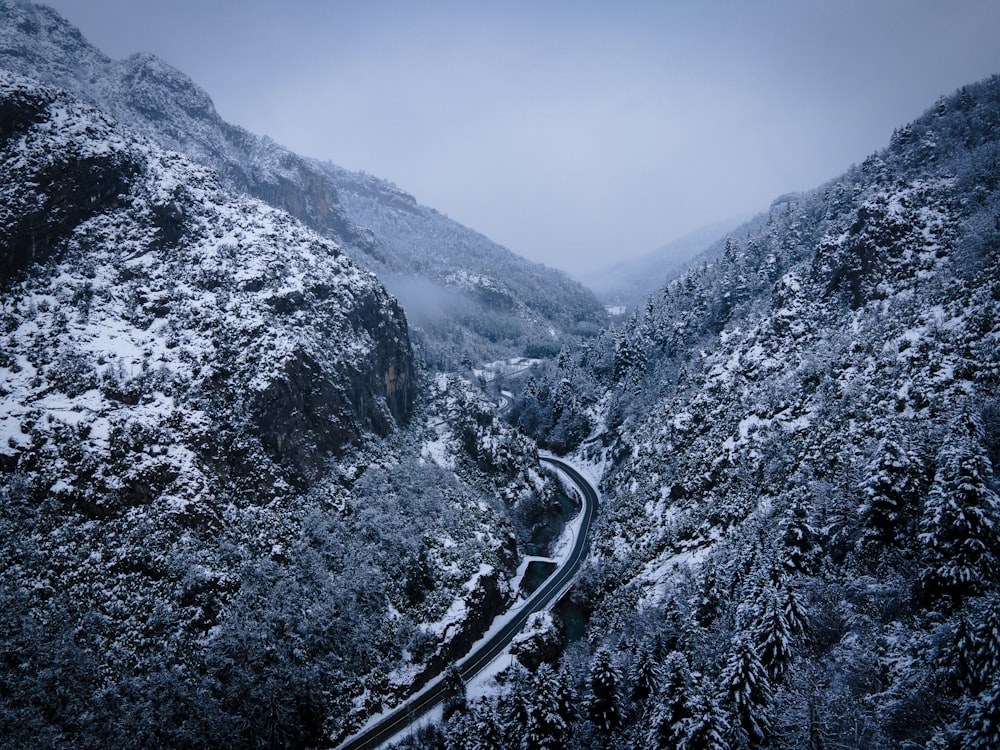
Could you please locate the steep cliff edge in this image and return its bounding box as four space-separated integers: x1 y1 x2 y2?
0 70 415 504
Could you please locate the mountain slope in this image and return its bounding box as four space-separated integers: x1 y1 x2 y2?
464 77 1000 749
322 163 607 369
0 71 562 749
0 69 415 498
0 0 606 369
581 216 747 309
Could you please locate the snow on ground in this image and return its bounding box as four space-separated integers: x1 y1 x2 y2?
420 564 496 640
472 357 544 382
637 542 716 607
349 458 593 749
419 416 456 469
356 573 545 749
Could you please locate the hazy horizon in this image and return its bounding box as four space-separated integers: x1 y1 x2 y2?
38 0 1000 277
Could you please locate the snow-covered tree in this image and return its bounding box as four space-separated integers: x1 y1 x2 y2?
954 594 1000 693
587 648 622 738
612 327 647 384
754 585 796 680
678 687 728 750
629 644 661 708
859 425 924 550
780 579 810 637
441 664 467 722
722 631 772 746
443 711 474 750
780 484 820 575
959 677 1000 750
647 651 693 749
468 701 504 750
522 664 569 750
554 666 577 736
692 559 727 627
919 412 1000 601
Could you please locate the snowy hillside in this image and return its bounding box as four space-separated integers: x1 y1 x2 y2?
0 70 414 500
320 164 608 370
457 77 1000 749
581 217 746 310
0 71 563 748
0 0 606 369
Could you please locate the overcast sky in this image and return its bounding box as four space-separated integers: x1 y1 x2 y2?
39 0 1000 276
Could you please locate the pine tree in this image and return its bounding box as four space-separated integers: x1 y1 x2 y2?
954 594 1000 693
554 666 576 737
693 560 726 626
441 664 467 722
471 704 502 750
406 537 436 605
780 579 810 637
588 648 623 738
679 686 728 750
443 711 474 750
754 585 795 680
502 667 531 748
522 664 568 750
960 677 1000 750
612 327 647 383
629 645 660 708
919 412 1000 601
859 425 924 550
723 631 772 746
647 651 693 749
469 701 504 750
780 484 820 575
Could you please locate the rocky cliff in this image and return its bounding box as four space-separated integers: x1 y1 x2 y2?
0 70 415 505
0 71 549 749
0 0 606 368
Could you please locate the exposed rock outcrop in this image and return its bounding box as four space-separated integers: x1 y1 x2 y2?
0 70 415 503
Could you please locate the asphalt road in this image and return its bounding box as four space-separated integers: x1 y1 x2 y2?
332 454 598 750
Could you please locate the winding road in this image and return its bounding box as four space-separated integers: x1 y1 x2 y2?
333 454 598 750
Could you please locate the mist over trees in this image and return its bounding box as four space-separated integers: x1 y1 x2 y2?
3 3 1000 748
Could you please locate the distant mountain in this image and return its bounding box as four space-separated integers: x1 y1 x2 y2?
0 0 606 370
0 70 559 748
494 76 1000 748
581 216 747 308
319 163 608 368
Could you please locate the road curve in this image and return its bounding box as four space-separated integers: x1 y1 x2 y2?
333 454 598 750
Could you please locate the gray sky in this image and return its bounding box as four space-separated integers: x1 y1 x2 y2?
40 0 1000 276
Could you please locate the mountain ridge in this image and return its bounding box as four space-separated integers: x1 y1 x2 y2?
0 0 606 369
480 74 1000 749
0 67 415 501
0 68 565 748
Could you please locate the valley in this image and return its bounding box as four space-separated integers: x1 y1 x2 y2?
337 455 597 750
1 4 1000 750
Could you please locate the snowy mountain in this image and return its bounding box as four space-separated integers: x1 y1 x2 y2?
581 216 748 310
0 70 415 497
0 71 563 748
318 163 607 370
480 77 1000 748
0 0 606 370
6 3 1000 749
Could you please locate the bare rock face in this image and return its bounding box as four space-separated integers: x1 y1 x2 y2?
251 326 414 485
0 70 415 507
0 84 134 283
